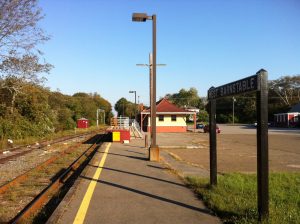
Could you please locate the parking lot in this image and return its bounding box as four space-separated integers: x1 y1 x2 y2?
158 125 300 173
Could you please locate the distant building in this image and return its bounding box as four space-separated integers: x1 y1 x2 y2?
77 118 89 128
274 102 300 127
140 98 196 133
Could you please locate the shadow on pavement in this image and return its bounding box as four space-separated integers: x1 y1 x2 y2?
121 144 145 149
86 165 185 187
124 149 145 155
147 164 166 170
95 151 148 161
79 175 213 215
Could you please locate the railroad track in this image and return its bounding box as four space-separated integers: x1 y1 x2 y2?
0 131 100 165
0 132 108 223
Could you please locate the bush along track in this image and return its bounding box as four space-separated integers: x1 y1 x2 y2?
185 173 300 224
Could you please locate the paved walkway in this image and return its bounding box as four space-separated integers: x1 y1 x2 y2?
48 139 221 224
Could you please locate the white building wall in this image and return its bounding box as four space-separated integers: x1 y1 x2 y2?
147 115 186 127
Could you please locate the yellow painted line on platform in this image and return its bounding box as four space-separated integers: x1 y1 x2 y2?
73 143 111 224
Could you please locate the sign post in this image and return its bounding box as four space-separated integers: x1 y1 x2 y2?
209 95 217 186
256 70 269 221
207 69 269 221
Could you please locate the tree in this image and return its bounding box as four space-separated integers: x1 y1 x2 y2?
0 83 55 139
0 54 52 113
114 98 135 118
211 93 257 124
0 0 49 60
269 75 300 107
166 87 204 109
92 93 112 124
0 0 52 114
72 92 90 98
197 110 209 122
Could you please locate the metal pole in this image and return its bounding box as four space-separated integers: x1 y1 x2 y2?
209 97 217 186
256 69 269 221
232 97 235 124
151 14 157 147
149 53 153 144
134 91 137 120
97 109 99 127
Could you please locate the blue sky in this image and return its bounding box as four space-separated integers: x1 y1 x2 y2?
39 0 300 109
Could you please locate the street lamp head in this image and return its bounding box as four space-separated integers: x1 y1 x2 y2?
132 13 149 22
129 90 135 93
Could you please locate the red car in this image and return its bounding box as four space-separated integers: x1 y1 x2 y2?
203 124 221 133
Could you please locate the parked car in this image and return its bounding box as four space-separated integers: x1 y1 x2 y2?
196 123 204 129
253 122 272 127
203 124 221 133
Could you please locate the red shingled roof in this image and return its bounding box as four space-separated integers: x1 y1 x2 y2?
142 98 192 114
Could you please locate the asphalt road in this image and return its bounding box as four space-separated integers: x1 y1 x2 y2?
191 124 300 135
167 125 300 172
220 124 300 135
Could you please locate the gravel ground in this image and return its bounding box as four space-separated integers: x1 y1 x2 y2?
0 137 85 186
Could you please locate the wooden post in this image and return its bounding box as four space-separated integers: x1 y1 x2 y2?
209 98 217 186
256 69 269 221
193 113 196 132
145 133 148 148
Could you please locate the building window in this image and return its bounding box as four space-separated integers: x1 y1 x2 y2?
171 115 177 121
158 115 164 121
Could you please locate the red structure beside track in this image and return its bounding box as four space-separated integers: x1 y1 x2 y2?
77 118 89 128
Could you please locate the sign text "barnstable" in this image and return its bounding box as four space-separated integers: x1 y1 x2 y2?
208 75 258 99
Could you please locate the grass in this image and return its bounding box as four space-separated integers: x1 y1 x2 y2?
185 172 300 224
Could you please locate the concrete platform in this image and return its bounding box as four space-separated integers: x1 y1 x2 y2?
48 139 221 224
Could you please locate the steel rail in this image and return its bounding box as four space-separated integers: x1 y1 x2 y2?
0 141 82 194
9 133 106 223
0 131 105 194
0 130 103 164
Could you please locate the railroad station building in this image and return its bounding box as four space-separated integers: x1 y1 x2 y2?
140 98 196 133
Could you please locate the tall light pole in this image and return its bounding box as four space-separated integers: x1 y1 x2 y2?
232 97 236 124
129 90 137 120
132 12 159 161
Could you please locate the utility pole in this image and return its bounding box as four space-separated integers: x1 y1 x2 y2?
232 97 236 124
